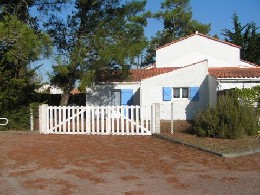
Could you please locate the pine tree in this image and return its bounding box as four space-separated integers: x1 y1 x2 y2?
223 13 260 65
0 16 51 109
143 0 211 66
45 0 148 105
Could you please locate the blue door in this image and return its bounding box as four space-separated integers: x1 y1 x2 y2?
121 89 133 106
121 89 133 117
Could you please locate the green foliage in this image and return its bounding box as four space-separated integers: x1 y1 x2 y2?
194 107 219 137
223 13 260 64
0 0 69 26
0 15 51 130
194 93 259 139
143 0 211 65
78 70 96 91
46 0 148 105
0 15 51 63
50 59 78 94
233 86 260 107
0 106 30 130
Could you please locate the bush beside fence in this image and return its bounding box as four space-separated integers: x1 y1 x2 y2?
194 94 259 139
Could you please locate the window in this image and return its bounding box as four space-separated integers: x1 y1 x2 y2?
111 90 121 106
173 87 189 99
173 88 180 98
182 88 189 98
111 89 134 106
163 87 199 101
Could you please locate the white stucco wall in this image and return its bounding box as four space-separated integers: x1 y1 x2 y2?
208 75 218 105
86 82 140 106
156 35 253 68
140 60 214 120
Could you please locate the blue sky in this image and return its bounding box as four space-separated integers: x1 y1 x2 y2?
145 0 260 39
38 0 260 82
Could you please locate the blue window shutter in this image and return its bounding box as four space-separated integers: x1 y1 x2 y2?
121 89 133 105
163 87 172 101
190 87 199 101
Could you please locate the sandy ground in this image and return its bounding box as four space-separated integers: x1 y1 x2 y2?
0 132 259 195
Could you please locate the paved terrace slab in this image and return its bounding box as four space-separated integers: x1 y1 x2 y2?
0 132 259 194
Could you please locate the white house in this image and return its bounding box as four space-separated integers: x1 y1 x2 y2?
156 32 260 91
86 33 260 120
36 84 63 94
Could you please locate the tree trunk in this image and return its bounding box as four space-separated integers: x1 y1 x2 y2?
60 93 70 106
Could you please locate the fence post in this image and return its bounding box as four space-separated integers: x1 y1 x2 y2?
30 106 34 131
171 102 174 134
39 104 48 134
151 103 160 134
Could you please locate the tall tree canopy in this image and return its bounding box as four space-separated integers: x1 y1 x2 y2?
1 0 213 107
143 0 211 66
0 0 67 86
223 13 260 65
0 0 69 30
0 15 51 112
45 0 148 105
0 0 69 128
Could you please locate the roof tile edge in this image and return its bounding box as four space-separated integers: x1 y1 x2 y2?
156 33 241 50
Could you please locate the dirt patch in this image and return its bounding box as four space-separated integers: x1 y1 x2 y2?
0 132 260 194
166 177 191 189
66 169 105 183
124 191 145 195
161 120 260 153
121 176 140 181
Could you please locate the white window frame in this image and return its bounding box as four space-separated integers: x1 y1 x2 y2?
172 87 189 99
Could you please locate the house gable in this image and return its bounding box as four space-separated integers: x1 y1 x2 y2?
156 33 254 68
141 60 208 86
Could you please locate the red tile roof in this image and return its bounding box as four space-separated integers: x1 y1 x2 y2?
70 88 81 95
157 33 241 50
127 67 260 82
129 67 178 81
208 67 260 78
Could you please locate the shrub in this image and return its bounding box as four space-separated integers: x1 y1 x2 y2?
240 105 258 136
194 93 259 139
194 107 219 137
0 107 30 130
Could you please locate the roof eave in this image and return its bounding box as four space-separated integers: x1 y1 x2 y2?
217 77 260 82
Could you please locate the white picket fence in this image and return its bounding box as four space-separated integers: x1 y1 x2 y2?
39 104 159 135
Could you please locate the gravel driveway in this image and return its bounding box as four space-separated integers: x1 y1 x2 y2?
0 132 259 194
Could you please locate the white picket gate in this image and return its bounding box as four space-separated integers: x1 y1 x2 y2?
39 104 158 135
